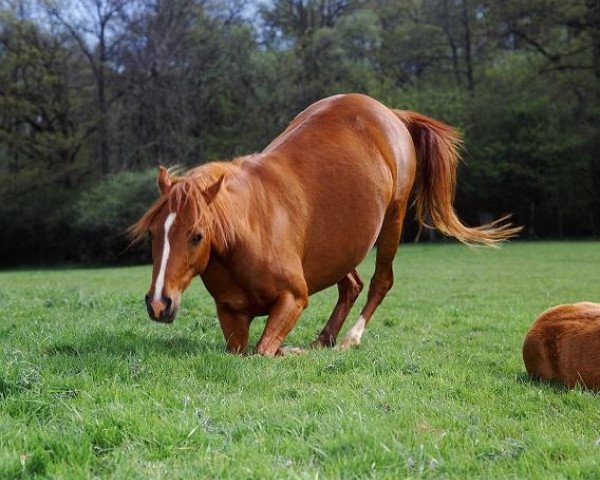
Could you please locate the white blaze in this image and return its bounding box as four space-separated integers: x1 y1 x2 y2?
153 212 177 301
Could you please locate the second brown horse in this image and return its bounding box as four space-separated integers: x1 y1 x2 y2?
523 302 600 389
131 94 519 355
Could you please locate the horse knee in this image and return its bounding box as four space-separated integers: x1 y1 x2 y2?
385 274 394 292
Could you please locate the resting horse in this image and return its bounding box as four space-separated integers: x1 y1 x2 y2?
523 302 600 389
131 94 519 356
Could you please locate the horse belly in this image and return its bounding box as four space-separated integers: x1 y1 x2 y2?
301 198 386 295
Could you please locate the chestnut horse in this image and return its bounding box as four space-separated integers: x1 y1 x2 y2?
523 302 600 389
131 94 518 356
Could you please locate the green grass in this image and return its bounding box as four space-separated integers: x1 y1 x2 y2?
1 242 599 479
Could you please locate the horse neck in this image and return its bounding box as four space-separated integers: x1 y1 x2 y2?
206 155 277 257
202 160 254 255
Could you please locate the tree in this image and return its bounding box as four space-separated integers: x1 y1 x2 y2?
0 4 86 192
47 0 132 175
114 0 263 167
260 0 381 107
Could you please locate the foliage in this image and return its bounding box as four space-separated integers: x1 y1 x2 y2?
0 9 88 192
0 169 157 265
0 0 599 264
0 184 77 264
73 169 157 262
0 243 599 476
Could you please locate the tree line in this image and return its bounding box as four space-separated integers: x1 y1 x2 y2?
1 0 599 265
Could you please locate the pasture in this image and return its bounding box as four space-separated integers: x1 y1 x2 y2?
1 242 599 478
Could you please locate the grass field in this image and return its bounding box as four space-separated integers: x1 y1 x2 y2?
1 242 599 479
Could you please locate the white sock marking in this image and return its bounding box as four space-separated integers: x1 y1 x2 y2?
153 213 177 301
338 315 367 349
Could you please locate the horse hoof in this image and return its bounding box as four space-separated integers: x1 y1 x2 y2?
309 336 335 349
277 346 307 356
334 337 360 350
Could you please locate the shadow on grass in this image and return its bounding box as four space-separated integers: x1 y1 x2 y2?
44 328 223 358
514 371 599 394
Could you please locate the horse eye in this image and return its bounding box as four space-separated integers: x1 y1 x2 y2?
190 233 203 245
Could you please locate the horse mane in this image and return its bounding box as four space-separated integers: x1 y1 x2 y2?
129 162 241 250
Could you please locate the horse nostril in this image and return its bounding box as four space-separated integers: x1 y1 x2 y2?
146 294 174 322
163 296 172 311
145 295 155 318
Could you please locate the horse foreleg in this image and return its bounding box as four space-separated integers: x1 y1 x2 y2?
254 290 308 356
216 303 252 354
311 269 363 348
337 202 405 349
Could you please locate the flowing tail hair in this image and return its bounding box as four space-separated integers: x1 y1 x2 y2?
392 109 522 246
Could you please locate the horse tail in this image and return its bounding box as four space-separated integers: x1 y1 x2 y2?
392 109 521 246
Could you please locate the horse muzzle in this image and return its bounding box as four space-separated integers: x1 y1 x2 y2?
145 294 177 323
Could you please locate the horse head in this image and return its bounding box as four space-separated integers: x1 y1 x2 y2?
131 166 224 323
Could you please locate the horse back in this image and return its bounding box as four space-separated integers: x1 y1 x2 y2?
264 94 414 192
259 94 416 293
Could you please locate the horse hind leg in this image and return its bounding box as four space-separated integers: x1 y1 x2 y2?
311 269 363 348
337 202 405 349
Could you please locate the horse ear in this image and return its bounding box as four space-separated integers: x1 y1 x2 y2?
157 166 171 194
202 175 224 205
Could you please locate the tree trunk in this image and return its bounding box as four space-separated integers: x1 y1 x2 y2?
442 0 462 87
98 23 109 175
586 0 600 80
461 0 474 93
558 209 564 239
585 0 600 233
529 201 535 240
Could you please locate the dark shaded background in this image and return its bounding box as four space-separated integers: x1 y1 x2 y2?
1 0 598 265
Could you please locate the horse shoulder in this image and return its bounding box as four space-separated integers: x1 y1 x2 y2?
201 256 256 314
